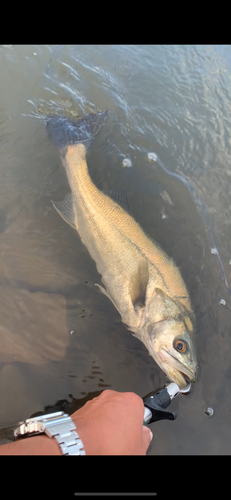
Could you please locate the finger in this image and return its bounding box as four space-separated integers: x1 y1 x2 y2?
142 425 153 452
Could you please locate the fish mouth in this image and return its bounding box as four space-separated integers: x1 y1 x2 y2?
159 347 196 387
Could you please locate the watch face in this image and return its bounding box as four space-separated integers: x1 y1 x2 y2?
14 412 68 438
13 411 85 454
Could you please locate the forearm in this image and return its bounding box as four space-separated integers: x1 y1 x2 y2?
0 434 62 455
0 390 152 455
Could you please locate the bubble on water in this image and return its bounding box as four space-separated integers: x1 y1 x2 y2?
219 299 226 306
162 213 167 219
147 152 158 162
122 158 132 168
204 407 214 417
211 247 218 255
70 330 75 335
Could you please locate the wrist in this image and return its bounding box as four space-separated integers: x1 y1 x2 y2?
0 433 62 455
29 434 63 455
13 411 85 455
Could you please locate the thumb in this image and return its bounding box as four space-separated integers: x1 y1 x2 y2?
141 425 153 453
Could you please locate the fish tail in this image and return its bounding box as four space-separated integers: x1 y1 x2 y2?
46 110 109 153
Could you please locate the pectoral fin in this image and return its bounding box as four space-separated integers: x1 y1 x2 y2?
52 193 77 230
129 259 149 309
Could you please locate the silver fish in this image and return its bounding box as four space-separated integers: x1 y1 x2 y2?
46 111 198 388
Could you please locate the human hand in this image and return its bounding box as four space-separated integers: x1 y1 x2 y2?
71 389 153 455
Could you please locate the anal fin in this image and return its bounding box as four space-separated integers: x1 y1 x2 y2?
52 193 77 230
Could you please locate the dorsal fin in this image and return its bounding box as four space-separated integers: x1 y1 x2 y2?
105 189 130 213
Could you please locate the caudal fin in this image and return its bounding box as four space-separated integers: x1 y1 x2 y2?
46 110 109 152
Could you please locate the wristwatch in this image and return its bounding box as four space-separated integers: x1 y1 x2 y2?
14 411 85 455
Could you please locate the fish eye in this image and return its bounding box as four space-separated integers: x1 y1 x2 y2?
174 338 187 353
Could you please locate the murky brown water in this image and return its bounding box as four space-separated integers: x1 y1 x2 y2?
0 44 231 455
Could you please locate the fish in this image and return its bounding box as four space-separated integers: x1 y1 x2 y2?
46 111 198 388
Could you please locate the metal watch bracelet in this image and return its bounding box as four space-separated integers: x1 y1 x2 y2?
14 411 85 455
